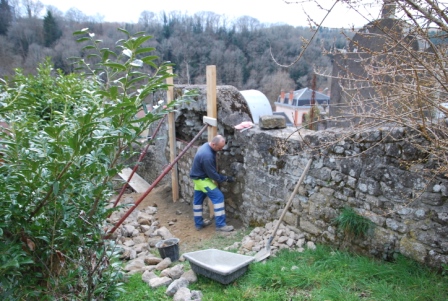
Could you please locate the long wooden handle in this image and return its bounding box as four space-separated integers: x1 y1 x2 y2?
268 158 313 246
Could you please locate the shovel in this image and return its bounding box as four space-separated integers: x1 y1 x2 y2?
254 158 312 262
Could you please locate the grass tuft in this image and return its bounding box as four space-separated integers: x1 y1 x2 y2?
333 206 373 239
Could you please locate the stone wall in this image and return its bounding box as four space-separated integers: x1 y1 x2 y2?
133 84 252 215
135 85 448 269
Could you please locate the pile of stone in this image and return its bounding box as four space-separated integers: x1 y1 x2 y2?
106 197 202 301
107 197 171 260
227 221 317 256
123 255 202 301
106 196 317 300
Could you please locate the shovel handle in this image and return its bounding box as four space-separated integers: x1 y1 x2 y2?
269 159 312 247
266 236 274 249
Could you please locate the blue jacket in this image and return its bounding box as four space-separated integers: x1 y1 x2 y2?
190 142 226 183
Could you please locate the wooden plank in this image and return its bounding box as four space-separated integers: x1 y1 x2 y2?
118 168 150 193
203 116 217 127
167 66 179 202
206 65 218 140
206 65 217 218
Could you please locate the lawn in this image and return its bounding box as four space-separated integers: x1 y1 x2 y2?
117 244 448 301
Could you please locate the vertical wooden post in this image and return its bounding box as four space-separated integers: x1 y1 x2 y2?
167 66 179 202
206 66 218 139
206 65 217 218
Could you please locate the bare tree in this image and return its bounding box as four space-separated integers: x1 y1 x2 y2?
7 16 42 59
0 0 12 35
21 0 43 18
260 70 296 109
23 42 52 73
0 35 20 75
138 10 159 28
234 15 264 32
8 0 20 19
65 7 87 23
279 0 448 186
324 1 447 174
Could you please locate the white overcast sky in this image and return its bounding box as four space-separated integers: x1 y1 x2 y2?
38 0 383 28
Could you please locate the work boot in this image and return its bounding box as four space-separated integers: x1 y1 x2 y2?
216 225 234 232
195 219 212 231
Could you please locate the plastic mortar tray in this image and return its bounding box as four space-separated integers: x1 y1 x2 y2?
183 249 255 284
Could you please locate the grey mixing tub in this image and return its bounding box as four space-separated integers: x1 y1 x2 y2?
183 249 255 284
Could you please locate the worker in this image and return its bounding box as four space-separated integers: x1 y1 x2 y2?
189 135 235 232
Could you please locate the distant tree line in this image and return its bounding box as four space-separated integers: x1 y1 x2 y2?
0 0 353 102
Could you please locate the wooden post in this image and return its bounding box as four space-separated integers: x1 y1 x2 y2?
206 66 218 140
167 66 179 202
206 65 217 218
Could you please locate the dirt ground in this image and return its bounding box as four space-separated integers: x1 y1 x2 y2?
121 183 244 251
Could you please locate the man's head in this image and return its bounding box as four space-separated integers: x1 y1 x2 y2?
209 135 226 151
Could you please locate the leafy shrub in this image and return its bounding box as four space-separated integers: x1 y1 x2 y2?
0 28 193 300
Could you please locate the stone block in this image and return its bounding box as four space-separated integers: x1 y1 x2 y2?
321 207 337 222
149 276 173 289
427 250 448 269
331 170 345 183
386 218 408 234
436 211 448 225
400 236 427 263
142 270 157 283
180 269 198 284
165 278 189 296
365 195 382 207
259 115 286 129
309 191 331 205
420 192 444 206
365 213 385 226
299 220 320 235
322 231 335 242
283 211 298 227
358 178 382 196
371 227 398 247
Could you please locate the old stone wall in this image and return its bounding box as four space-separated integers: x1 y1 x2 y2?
233 126 448 269
134 85 448 269
134 84 252 215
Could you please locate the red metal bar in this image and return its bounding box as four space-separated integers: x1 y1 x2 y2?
105 123 210 238
110 115 167 211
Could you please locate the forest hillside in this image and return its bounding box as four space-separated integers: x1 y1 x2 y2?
0 0 353 102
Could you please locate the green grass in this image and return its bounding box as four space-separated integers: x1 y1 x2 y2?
116 273 171 301
117 241 448 301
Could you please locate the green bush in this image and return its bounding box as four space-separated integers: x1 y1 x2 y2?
0 28 193 300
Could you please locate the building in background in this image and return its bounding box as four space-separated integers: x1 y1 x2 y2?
274 88 330 126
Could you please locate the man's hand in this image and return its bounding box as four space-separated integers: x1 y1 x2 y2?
226 176 235 183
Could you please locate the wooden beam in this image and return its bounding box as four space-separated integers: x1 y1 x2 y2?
206 66 218 140
203 116 217 127
206 65 217 219
167 66 179 202
118 168 150 193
